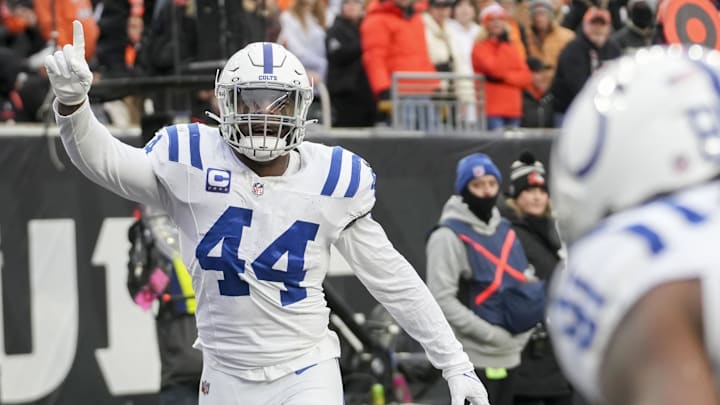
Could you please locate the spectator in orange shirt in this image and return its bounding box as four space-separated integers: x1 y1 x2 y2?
360 0 436 101
472 2 531 130
34 0 99 60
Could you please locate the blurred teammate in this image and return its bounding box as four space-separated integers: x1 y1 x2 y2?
547 45 720 405
44 21 490 405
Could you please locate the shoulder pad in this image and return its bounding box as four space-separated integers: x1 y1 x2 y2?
144 123 205 171
318 146 376 200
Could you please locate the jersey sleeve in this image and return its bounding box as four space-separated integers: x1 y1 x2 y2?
317 146 377 228
548 186 720 403
548 231 653 403
55 99 163 207
335 214 475 378
547 216 704 403
144 123 208 207
348 155 376 225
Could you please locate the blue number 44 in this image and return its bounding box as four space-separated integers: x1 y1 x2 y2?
195 207 319 306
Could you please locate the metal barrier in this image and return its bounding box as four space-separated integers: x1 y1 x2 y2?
314 81 332 130
89 74 333 129
390 71 486 134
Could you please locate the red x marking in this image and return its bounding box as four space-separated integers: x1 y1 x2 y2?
458 230 526 306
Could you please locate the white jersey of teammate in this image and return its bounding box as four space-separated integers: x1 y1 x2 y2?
547 181 720 403
55 101 474 383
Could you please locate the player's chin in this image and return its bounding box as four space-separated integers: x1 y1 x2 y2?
244 146 287 164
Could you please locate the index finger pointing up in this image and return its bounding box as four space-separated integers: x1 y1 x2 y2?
72 20 85 59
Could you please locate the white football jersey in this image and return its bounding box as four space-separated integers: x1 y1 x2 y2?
547 181 720 403
144 123 375 381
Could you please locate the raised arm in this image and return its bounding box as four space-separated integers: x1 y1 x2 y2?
45 21 162 208
335 214 490 405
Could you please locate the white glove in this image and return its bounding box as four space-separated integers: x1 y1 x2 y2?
448 371 491 405
44 20 92 105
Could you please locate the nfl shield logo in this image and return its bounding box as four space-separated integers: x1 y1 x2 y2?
201 380 210 395
252 182 264 196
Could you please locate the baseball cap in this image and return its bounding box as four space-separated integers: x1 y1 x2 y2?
583 6 611 24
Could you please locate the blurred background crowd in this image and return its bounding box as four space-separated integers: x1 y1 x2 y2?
0 0 709 130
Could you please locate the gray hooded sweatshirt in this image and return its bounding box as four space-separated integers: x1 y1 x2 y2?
426 195 532 369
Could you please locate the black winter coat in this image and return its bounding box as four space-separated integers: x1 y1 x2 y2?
140 2 198 75
561 0 626 32
550 33 621 114
610 24 654 52
325 16 376 127
500 202 572 398
521 90 554 129
95 1 131 75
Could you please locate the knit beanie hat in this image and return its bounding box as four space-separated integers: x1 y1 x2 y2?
508 151 547 198
429 0 456 7
480 3 506 24
529 0 553 16
455 153 502 194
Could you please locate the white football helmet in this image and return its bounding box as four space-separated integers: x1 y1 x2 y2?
213 42 314 162
551 45 720 241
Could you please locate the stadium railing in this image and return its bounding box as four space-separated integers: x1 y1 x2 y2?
390 71 487 135
86 74 333 130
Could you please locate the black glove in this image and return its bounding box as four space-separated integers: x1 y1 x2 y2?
484 74 504 83
377 89 392 116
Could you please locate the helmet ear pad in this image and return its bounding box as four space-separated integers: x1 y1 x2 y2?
214 42 314 161
551 45 720 241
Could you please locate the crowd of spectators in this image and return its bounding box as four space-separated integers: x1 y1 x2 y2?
0 0 688 129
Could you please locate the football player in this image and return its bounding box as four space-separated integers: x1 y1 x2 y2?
547 45 720 405
44 21 490 405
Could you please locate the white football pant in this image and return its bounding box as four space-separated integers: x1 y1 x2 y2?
197 357 344 405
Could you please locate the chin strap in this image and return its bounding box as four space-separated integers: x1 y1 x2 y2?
204 110 222 124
